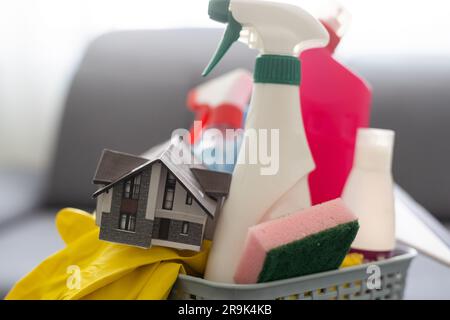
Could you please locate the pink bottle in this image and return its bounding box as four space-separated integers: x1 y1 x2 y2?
300 8 372 205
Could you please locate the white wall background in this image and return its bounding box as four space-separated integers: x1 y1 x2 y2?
1 0 449 170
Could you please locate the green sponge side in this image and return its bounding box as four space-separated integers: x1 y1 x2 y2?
257 220 359 283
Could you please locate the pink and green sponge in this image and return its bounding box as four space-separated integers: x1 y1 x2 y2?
234 199 359 284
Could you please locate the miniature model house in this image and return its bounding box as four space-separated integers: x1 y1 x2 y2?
92 142 231 251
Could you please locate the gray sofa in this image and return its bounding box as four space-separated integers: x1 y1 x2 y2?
1 28 450 299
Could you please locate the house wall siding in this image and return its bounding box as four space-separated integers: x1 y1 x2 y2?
154 210 206 225
152 165 209 247
95 187 113 226
99 167 154 248
145 162 161 220
157 166 207 217
97 163 211 250
95 192 103 226
153 217 203 246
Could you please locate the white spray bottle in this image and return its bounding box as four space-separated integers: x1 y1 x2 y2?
202 0 329 283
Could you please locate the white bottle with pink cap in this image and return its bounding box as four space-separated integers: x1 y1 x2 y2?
342 128 396 260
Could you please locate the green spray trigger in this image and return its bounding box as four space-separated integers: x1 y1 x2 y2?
202 0 242 76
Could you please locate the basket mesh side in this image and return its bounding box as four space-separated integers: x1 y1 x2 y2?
170 272 407 300
169 248 414 300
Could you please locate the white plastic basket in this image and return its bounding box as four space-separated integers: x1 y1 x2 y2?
169 246 416 300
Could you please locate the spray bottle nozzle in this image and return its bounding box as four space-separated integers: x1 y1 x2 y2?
208 0 231 23
203 0 329 77
202 0 242 77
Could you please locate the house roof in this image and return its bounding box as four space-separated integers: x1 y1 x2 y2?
190 167 232 199
92 142 219 218
93 149 148 184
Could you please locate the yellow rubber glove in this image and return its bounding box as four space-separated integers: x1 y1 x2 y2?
6 208 210 300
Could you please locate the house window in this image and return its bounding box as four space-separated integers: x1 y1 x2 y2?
163 172 176 210
119 213 136 232
123 174 141 200
132 175 141 199
181 221 189 235
185 192 193 205
123 180 131 198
